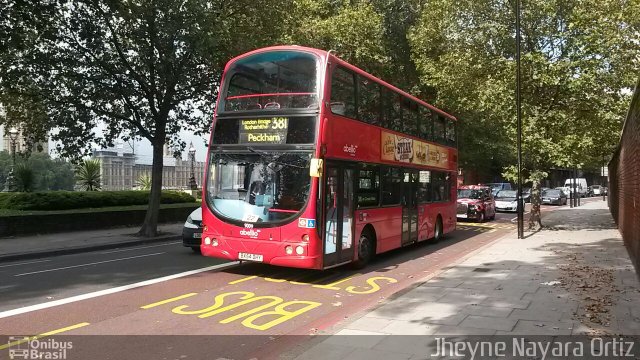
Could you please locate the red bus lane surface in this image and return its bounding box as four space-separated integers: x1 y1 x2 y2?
0 224 510 359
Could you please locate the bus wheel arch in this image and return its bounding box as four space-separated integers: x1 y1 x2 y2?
353 225 376 269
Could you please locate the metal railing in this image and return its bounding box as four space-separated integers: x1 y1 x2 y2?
609 78 640 276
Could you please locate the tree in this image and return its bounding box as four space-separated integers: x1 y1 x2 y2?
4 0 298 236
26 153 75 191
75 159 102 191
409 0 639 225
285 0 389 74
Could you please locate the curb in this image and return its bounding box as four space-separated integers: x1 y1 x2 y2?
0 234 182 263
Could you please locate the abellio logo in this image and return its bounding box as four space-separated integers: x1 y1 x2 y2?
343 144 358 156
239 228 261 238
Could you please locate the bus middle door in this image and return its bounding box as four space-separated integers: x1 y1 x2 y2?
402 169 419 246
322 164 356 268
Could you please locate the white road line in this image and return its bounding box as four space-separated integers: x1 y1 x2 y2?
0 261 238 319
14 253 166 277
99 241 181 254
0 259 52 268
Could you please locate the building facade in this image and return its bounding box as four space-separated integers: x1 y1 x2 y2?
0 124 49 154
93 147 205 191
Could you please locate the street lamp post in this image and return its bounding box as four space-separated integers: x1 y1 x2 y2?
3 127 20 192
602 153 606 202
515 0 524 239
188 142 197 190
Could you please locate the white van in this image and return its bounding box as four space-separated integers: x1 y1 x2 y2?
564 178 588 198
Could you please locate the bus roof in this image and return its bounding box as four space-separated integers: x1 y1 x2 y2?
224 45 457 121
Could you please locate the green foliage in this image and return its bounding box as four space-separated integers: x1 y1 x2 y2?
409 0 639 178
0 191 196 211
0 152 75 191
136 173 152 191
30 153 76 191
287 1 389 73
1 0 294 236
0 151 11 189
75 159 102 191
13 162 35 192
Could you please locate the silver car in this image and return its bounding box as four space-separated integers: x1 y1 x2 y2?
182 208 203 253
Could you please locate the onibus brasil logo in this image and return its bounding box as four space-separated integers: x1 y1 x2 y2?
7 337 72 359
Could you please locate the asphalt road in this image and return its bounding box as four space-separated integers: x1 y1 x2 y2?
0 203 593 359
0 241 226 312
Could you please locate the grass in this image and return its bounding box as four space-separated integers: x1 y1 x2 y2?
0 202 199 217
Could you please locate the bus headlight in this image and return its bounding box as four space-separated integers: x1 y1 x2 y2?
285 246 293 255
212 238 219 247
295 246 304 255
204 237 211 245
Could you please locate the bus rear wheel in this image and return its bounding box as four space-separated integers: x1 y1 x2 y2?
352 230 374 269
433 216 444 242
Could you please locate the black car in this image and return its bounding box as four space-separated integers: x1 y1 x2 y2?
182 208 203 253
541 189 567 206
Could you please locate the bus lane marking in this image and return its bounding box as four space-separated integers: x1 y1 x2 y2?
228 275 258 285
148 291 323 331
344 276 398 294
141 293 198 309
141 274 399 331
0 322 90 350
225 272 398 295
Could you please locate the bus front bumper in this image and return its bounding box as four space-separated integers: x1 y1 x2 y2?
200 236 322 269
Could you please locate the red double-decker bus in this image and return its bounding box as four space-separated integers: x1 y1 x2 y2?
201 46 458 269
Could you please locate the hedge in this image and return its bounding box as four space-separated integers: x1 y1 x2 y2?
0 191 196 211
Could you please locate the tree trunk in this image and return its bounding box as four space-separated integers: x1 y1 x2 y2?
528 179 543 230
138 141 164 237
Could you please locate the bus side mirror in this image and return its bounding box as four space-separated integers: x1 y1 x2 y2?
310 158 323 178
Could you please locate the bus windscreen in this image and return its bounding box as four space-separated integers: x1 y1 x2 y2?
207 151 312 224
221 51 320 112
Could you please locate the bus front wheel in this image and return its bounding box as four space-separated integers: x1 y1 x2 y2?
352 230 374 269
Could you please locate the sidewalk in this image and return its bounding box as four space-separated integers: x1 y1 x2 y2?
293 200 640 359
0 223 183 262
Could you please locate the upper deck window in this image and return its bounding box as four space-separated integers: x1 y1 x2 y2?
221 51 319 112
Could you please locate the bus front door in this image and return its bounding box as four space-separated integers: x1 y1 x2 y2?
323 165 355 268
402 169 419 246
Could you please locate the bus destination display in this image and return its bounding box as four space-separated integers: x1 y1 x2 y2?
239 117 289 144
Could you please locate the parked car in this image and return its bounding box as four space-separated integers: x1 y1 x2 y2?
183 207 203 253
564 178 588 198
541 189 567 205
522 187 532 203
494 190 523 212
589 185 602 196
555 186 571 197
487 182 512 197
602 187 608 195
456 185 496 222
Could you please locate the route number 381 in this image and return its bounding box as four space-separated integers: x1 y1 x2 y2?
271 118 288 130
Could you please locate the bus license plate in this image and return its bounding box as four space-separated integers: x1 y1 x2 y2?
238 252 263 262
